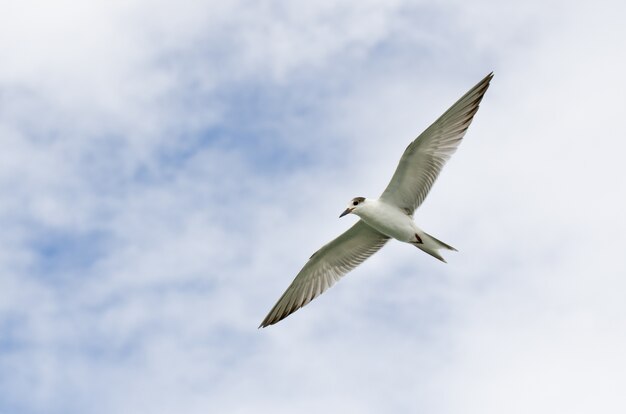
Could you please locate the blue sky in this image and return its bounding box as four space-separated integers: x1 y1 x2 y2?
1 0 626 413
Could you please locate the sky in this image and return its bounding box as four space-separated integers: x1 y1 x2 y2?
1 0 625 413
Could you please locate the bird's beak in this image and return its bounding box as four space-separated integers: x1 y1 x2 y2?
339 208 353 218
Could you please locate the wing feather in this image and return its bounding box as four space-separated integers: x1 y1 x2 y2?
259 220 389 327
380 72 493 214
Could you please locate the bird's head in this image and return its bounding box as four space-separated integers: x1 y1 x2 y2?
339 197 366 218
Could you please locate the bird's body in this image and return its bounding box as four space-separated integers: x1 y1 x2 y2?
353 198 419 243
354 198 456 262
260 72 494 327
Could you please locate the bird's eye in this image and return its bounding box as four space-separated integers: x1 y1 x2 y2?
353 201 359 206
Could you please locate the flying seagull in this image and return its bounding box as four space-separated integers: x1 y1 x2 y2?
260 72 493 328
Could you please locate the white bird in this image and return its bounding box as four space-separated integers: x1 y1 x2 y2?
260 72 493 328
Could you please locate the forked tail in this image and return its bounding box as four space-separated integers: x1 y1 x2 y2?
412 231 457 263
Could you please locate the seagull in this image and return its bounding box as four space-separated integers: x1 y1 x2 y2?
259 72 493 328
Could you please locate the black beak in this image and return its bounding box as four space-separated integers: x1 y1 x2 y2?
339 208 353 218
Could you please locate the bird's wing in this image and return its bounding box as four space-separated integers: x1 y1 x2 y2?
259 220 389 327
379 72 493 215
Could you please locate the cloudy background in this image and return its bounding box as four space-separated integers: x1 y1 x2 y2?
1 0 625 413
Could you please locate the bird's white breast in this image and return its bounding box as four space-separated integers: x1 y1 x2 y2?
355 199 417 242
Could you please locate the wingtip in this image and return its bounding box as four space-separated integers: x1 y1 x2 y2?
479 72 494 86
258 318 272 329
482 72 494 86
259 312 285 328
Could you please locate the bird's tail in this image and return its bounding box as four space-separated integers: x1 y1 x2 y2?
412 231 457 263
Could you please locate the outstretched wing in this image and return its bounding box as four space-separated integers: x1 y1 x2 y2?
380 72 493 215
259 220 389 327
